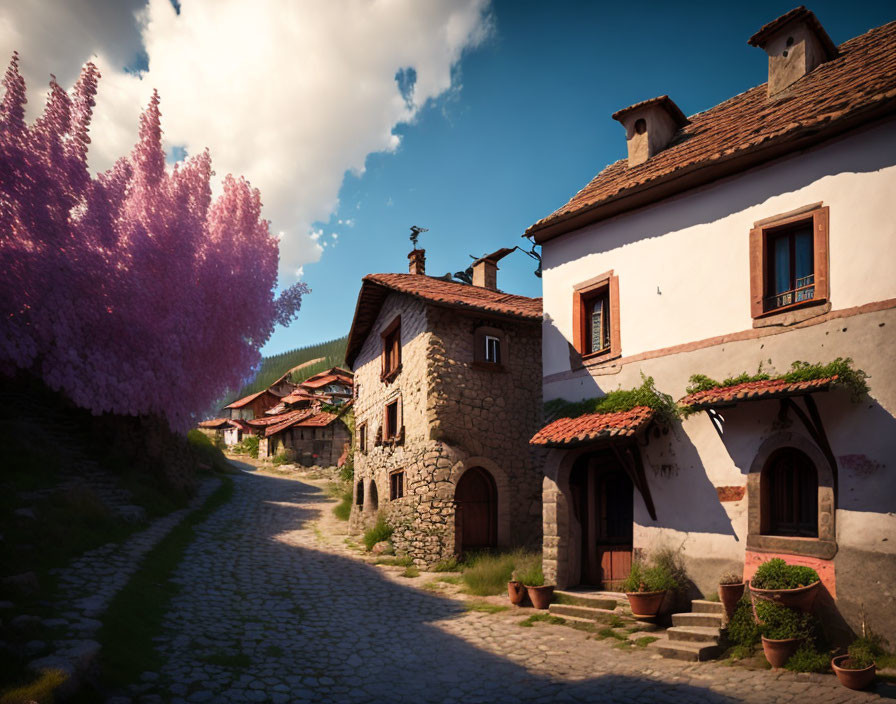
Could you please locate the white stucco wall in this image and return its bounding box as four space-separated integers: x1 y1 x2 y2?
541 120 896 379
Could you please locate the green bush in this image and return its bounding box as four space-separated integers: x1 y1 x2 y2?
272 450 289 466
621 558 680 593
432 557 459 572
785 642 831 673
544 373 680 427
725 596 760 650
333 489 352 521
755 601 813 640
362 515 393 550
515 561 544 587
751 558 819 590
846 633 887 669
244 435 259 459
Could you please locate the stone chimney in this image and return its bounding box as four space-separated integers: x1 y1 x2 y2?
471 247 515 291
748 6 837 97
612 96 689 168
408 248 425 275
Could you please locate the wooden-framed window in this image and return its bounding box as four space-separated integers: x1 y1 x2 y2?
358 422 367 454
750 204 829 319
390 470 405 500
473 326 507 370
762 448 818 538
572 271 620 361
383 397 402 443
381 316 402 382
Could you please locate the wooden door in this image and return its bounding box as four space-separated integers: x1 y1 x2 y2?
571 452 633 588
455 467 497 555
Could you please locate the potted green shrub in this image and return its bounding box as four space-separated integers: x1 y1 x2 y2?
750 558 820 613
622 560 678 618
507 570 526 606
756 601 811 669
832 632 886 691
718 572 745 621
517 563 553 610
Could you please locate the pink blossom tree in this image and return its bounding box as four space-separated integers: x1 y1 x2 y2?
0 54 308 429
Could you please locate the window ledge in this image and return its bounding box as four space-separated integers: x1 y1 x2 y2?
581 350 622 368
753 300 830 328
472 361 507 372
381 364 402 384
747 533 837 560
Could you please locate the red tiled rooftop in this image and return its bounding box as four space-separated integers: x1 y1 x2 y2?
346 273 541 366
266 410 338 436
198 418 229 429
530 406 654 448
224 388 276 409
680 376 837 409
527 20 896 242
301 374 353 390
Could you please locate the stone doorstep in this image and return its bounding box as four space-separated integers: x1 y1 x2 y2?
690 599 725 615
553 589 628 610
649 635 723 662
671 612 725 628
549 603 625 623
666 626 722 644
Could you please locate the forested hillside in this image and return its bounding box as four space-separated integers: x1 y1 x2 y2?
227 335 348 403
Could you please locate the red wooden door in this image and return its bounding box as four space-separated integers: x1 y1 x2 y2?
571 452 633 588
455 467 497 554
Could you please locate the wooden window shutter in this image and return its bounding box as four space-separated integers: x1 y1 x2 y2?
749 225 765 318
609 274 621 357
812 206 830 303
572 290 584 355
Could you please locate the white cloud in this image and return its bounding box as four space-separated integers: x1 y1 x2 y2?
0 0 491 279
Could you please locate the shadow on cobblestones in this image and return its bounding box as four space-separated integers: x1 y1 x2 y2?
137 472 879 704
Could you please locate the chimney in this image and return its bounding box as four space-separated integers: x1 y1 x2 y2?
748 6 837 97
612 96 689 168
408 248 425 275
471 247 515 291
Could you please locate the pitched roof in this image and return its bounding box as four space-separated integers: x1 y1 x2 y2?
198 418 230 429
346 273 542 366
265 410 339 436
224 388 277 409
530 406 654 448
281 389 318 405
680 376 836 410
527 20 896 243
301 372 353 390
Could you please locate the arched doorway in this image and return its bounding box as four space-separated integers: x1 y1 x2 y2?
367 480 379 513
455 466 497 555
569 450 633 588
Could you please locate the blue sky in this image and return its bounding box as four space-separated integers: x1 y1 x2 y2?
265 0 893 355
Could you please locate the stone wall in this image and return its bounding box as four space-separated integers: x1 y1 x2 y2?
350 292 544 566
271 420 351 467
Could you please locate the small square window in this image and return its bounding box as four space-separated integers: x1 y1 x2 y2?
390 470 405 500
484 335 501 364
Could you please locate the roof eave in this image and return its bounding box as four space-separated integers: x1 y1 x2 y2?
527 99 896 245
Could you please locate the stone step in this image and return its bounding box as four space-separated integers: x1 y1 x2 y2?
667 626 721 644
671 612 724 628
649 635 722 661
552 589 620 610
548 604 622 623
691 599 724 615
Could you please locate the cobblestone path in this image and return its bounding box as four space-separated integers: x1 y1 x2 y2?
142 470 887 704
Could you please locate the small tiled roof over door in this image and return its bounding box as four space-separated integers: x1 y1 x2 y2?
530 406 654 448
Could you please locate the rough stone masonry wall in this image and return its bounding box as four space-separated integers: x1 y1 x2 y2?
350 293 545 566
426 307 545 554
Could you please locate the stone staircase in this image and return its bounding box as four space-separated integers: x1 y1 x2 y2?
548 589 659 632
647 599 726 661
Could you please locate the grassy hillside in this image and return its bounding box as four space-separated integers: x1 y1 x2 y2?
229 335 348 403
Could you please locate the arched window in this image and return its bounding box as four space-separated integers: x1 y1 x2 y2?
368 481 379 512
762 448 818 537
356 480 364 506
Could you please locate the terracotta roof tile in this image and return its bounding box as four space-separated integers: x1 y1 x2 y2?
527 21 896 241
198 418 229 429
346 273 541 366
530 406 654 447
265 410 338 436
366 274 542 319
224 388 276 409
680 376 836 409
301 374 353 390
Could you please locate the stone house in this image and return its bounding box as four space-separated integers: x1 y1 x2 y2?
345 247 544 565
526 7 896 639
251 408 351 465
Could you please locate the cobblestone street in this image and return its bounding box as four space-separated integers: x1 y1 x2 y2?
138 469 889 704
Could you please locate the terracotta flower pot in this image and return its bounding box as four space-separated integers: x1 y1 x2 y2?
831 654 876 690
526 585 554 610
625 590 666 618
750 580 820 614
508 580 526 606
761 636 802 669
718 582 745 620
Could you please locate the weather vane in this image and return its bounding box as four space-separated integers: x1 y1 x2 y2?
409 225 428 249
